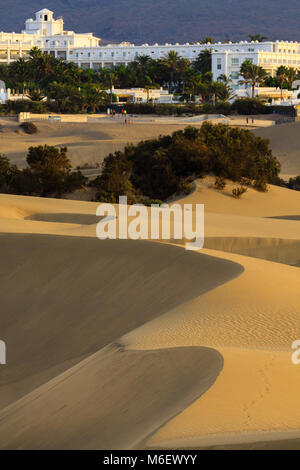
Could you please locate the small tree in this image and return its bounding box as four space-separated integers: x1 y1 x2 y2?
232 186 247 198
239 60 268 98
193 49 212 75
26 145 84 197
214 176 226 190
20 122 38 134
0 154 19 192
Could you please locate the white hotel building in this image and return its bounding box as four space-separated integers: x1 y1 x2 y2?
1 8 300 89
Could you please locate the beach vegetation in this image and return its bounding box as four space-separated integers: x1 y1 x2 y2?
20 122 38 134
93 122 280 201
232 186 247 198
0 48 273 116
0 145 86 197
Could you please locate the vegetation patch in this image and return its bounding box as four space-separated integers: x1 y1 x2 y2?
20 121 38 134
0 146 86 198
92 122 280 202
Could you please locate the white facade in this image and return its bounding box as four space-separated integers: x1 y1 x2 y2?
0 81 9 103
109 87 177 103
0 9 300 88
0 9 99 63
212 42 300 88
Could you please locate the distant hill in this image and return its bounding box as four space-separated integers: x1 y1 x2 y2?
0 0 299 45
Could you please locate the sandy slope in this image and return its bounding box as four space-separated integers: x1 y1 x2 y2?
124 249 300 447
0 117 299 178
0 344 223 450
0 233 241 410
0 119 203 169
0 173 299 448
254 121 300 178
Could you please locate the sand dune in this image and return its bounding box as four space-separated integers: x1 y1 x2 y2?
124 250 300 448
0 344 222 450
0 233 241 409
254 121 300 178
0 117 299 179
0 119 203 169
0 162 299 448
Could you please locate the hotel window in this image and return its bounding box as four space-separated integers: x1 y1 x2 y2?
217 58 222 70
231 58 239 65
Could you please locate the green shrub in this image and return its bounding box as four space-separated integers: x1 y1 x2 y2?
214 176 226 190
254 177 268 192
287 175 300 191
1 145 86 197
231 98 269 115
232 186 247 198
0 154 20 193
4 100 48 114
92 122 280 202
20 122 38 134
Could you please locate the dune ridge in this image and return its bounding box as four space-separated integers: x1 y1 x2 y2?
0 233 241 410
0 168 300 448
0 344 223 450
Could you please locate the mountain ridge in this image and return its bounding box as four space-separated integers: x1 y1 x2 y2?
0 0 299 45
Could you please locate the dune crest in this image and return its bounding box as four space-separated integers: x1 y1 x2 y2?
0 168 299 449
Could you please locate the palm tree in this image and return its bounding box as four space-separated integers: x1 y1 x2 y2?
161 51 182 92
86 86 108 113
9 59 31 88
101 68 119 104
276 66 288 98
285 67 299 89
183 69 202 101
133 55 152 76
193 49 212 74
239 60 268 98
214 82 236 102
26 87 45 101
197 81 210 103
248 34 268 42
199 37 215 44
217 74 232 85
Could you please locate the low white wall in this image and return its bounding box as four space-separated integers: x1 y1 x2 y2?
19 113 88 123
